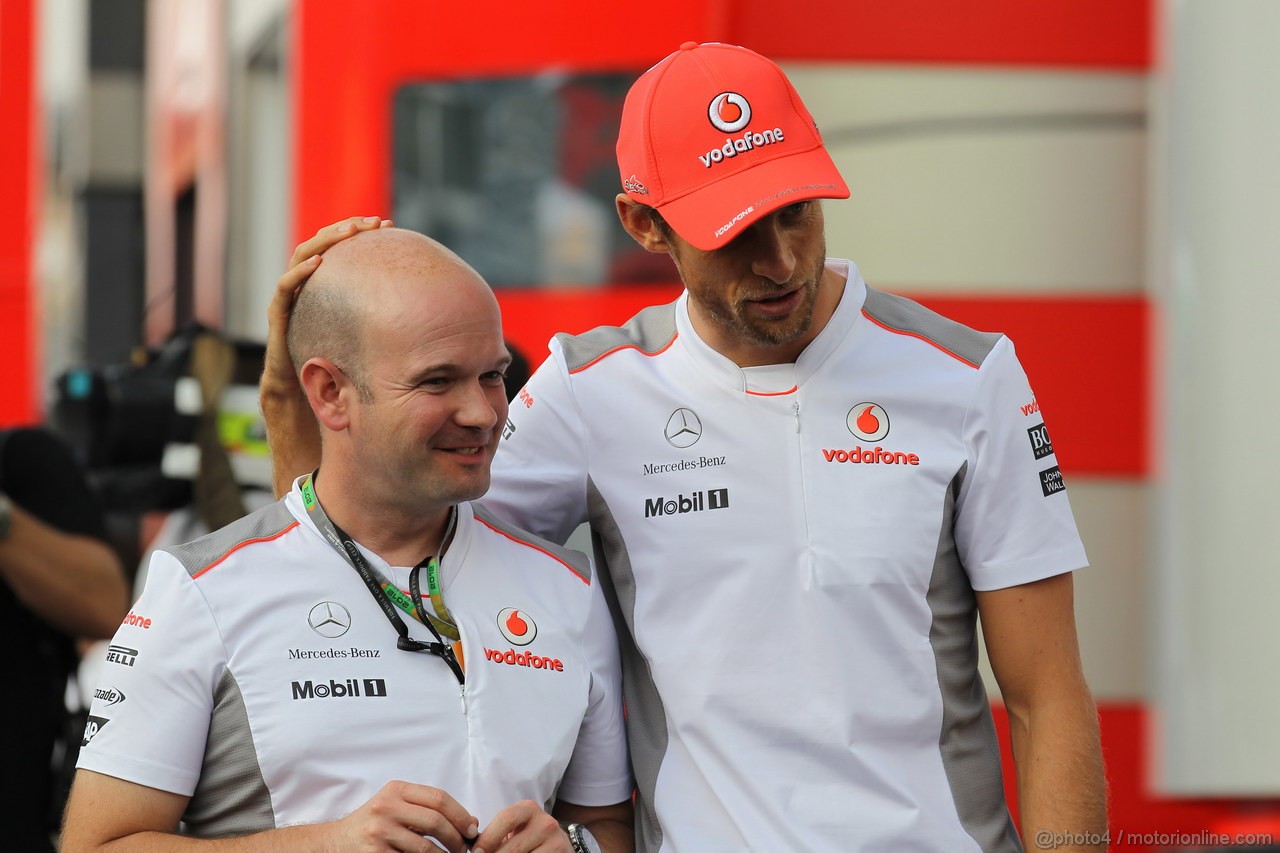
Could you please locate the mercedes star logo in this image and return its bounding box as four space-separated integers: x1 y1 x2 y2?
664 408 703 449
307 601 352 639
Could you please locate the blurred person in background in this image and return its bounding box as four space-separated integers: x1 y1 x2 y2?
261 42 1105 852
0 427 129 853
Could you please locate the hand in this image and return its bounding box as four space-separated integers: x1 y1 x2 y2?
260 216 391 497
332 780 480 853
260 216 392 401
471 800 573 853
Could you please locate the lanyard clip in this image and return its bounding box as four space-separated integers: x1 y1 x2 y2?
397 636 444 655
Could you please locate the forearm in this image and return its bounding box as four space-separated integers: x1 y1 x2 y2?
553 799 634 853
259 376 322 498
1007 683 1107 851
582 817 635 853
0 504 128 637
80 825 333 853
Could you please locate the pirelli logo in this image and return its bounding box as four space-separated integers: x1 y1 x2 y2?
644 488 729 518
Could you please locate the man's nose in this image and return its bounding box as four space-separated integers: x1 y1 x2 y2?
749 217 796 284
454 381 499 430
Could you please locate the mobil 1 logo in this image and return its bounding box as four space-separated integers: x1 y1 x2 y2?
644 488 729 518
1027 423 1055 460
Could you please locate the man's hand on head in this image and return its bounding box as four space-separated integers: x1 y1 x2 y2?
262 216 392 400
260 215 392 497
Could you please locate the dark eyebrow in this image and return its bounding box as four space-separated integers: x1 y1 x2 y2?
407 353 512 384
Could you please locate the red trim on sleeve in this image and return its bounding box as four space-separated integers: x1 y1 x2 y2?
474 516 591 585
568 333 678 375
192 521 301 579
861 310 983 369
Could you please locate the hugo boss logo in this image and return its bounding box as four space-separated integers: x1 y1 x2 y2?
1028 423 1054 460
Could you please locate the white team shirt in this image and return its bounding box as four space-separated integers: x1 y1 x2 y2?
78 482 631 838
484 259 1088 852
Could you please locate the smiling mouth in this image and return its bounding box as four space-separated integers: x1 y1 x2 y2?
444 446 484 455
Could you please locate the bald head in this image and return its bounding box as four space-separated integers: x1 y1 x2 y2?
287 228 493 398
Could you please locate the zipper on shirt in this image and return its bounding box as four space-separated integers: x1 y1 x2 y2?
793 400 801 432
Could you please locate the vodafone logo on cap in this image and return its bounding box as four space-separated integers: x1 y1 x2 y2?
497 608 538 646
847 403 890 442
708 92 751 132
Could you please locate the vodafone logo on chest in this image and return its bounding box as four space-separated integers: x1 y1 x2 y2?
497 608 537 646
824 403 922 466
484 609 565 674
847 403 889 442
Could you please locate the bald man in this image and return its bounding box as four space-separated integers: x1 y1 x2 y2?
63 228 634 853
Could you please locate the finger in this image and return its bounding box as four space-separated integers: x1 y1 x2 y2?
399 785 479 842
270 254 320 319
472 801 561 853
287 216 387 268
384 820 462 853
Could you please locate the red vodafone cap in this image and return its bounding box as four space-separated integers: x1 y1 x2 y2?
617 41 849 251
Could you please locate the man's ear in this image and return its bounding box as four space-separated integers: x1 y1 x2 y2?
299 358 354 432
616 195 673 254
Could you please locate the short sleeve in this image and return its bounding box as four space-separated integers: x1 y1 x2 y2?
76 550 226 796
553 561 632 807
485 343 592 545
954 336 1089 591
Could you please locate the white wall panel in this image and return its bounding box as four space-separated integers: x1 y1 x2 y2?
1150 0 1280 795
783 66 1146 293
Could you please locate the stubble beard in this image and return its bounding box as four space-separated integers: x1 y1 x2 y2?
677 236 828 350
701 264 823 349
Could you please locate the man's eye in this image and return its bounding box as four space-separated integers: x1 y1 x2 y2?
481 370 508 385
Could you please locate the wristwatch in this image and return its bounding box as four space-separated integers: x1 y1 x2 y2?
565 823 602 853
0 492 12 541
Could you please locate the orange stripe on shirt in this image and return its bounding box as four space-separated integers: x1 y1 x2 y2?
192 521 301 579
473 516 590 585
861 310 982 369
568 333 678 375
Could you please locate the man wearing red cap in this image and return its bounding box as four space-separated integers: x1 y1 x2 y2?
262 42 1105 853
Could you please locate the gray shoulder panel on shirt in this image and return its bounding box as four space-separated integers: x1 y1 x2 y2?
471 502 591 585
862 287 1003 368
166 500 298 579
555 300 679 373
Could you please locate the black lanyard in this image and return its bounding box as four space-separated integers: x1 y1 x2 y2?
300 471 465 686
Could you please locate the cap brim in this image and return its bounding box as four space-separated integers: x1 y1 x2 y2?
656 146 850 251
